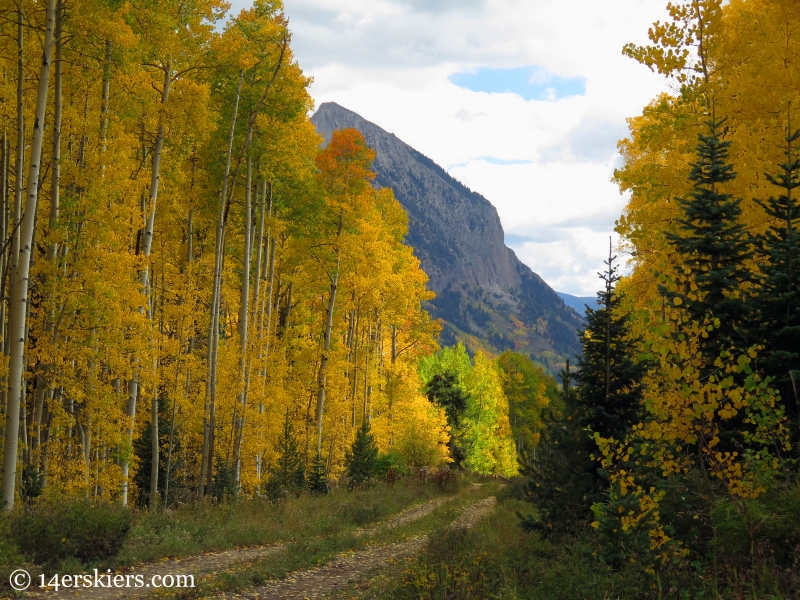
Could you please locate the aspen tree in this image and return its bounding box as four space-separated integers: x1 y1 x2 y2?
232 155 253 489
202 69 242 498
2 0 57 511
122 59 171 508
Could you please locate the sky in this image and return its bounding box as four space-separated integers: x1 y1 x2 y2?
230 0 669 296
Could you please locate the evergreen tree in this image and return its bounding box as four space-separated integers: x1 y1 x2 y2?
263 412 305 500
520 245 646 533
133 389 178 507
212 459 236 501
345 420 379 488
576 240 646 443
752 122 800 437
665 116 753 363
519 360 595 533
307 453 328 495
425 370 468 467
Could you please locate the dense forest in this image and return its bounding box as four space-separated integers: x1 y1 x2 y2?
0 0 536 515
1 0 799 598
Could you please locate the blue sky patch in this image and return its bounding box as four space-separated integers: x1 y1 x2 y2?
449 66 586 101
475 156 532 165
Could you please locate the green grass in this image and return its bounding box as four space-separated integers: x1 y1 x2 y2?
336 485 800 600
335 491 663 600
146 479 500 599
0 476 470 597
118 477 461 567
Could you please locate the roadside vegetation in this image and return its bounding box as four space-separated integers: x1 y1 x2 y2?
0 475 467 596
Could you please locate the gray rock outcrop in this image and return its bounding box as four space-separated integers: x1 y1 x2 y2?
311 102 582 364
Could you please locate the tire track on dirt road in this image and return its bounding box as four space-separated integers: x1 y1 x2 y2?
225 496 497 600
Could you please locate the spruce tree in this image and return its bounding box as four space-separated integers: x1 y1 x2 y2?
576 240 646 443
520 244 646 533
307 452 328 495
345 420 379 488
263 412 305 500
212 459 236 501
665 116 753 363
752 122 800 436
134 390 177 507
519 360 596 533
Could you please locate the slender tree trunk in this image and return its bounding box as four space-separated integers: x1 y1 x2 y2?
252 181 266 328
2 0 57 512
11 5 24 277
205 46 286 483
251 182 266 476
164 362 179 508
203 70 243 498
150 392 159 510
605 237 612 401
0 131 7 434
33 0 63 468
122 61 171 507
315 217 343 455
233 156 253 490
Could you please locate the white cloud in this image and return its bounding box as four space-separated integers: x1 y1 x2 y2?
230 0 668 295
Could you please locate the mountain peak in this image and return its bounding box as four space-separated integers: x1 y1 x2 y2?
311 103 582 365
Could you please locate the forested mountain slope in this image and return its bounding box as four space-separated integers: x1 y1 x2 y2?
311 102 582 366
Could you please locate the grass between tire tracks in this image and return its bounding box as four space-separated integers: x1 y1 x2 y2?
1 476 478 598
333 488 657 600
143 481 501 600
118 478 457 567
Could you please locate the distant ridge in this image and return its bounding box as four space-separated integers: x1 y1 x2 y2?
557 292 596 316
311 102 582 366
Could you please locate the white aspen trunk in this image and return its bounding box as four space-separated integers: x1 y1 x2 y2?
315 218 343 455
164 363 179 507
391 324 397 364
34 0 63 465
0 132 7 437
363 322 371 421
260 184 274 351
238 157 252 343
2 0 57 511
122 62 171 507
233 156 253 490
45 2 62 265
251 181 267 474
149 393 158 510
203 70 242 497
11 6 24 279
252 180 266 325
221 38 287 221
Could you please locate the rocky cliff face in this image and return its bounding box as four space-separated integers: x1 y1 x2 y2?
311 102 582 364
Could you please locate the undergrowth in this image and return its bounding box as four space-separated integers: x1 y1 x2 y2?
337 483 800 600
0 475 467 597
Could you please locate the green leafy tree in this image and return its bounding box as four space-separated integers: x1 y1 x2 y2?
497 350 560 464
460 352 518 477
425 370 468 467
345 420 379 488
